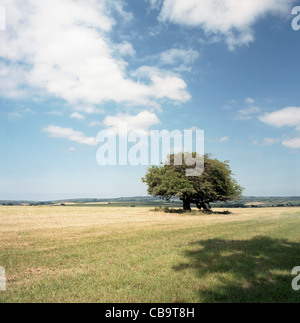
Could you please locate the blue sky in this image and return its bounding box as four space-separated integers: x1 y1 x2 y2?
1 0 300 200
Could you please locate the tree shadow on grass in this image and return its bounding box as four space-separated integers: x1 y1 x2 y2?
173 236 300 303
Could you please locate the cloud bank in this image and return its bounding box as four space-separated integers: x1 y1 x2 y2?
158 0 294 50
103 111 160 135
43 125 97 146
259 107 300 149
0 0 190 109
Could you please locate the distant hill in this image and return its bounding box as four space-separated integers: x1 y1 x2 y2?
1 196 300 208
211 196 300 208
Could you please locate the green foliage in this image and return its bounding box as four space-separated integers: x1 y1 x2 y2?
142 153 244 210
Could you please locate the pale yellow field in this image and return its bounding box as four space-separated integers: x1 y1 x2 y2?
0 206 299 258
1 206 300 303
0 206 294 233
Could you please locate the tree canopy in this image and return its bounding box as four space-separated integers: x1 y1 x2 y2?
142 153 244 211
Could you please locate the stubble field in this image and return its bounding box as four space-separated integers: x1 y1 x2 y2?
1 206 300 303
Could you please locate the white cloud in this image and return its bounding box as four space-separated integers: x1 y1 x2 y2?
6 112 23 120
70 112 85 120
74 106 105 115
259 107 300 129
144 48 199 72
158 48 199 68
103 110 160 135
63 147 76 154
262 137 280 146
251 138 280 146
220 136 230 142
245 97 255 104
159 0 294 50
237 105 261 120
259 107 300 150
147 0 163 10
89 121 101 127
43 125 97 146
113 41 136 57
222 105 233 110
282 138 300 149
0 62 28 98
1 107 35 121
133 66 191 103
110 1 133 23
62 147 76 154
0 0 190 109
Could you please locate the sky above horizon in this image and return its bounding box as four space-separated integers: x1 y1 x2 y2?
1 0 300 201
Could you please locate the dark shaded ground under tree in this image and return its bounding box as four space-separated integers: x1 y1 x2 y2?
173 236 300 303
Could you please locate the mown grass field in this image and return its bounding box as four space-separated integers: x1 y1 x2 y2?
1 206 300 303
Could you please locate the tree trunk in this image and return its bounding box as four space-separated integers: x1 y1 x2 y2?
196 201 211 212
182 198 191 211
